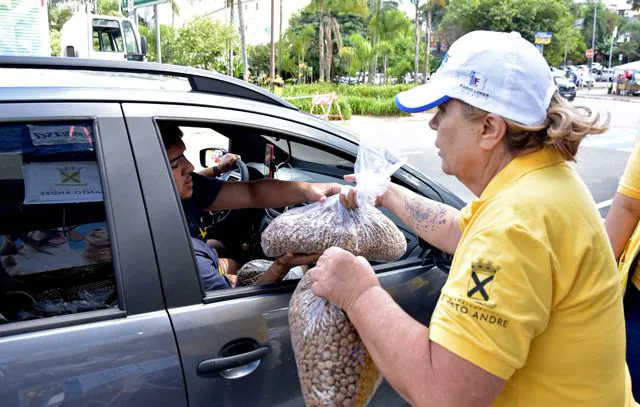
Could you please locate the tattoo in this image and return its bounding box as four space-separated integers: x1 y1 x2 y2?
404 196 448 233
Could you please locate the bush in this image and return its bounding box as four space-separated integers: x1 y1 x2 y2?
345 96 409 117
286 97 353 121
282 83 417 99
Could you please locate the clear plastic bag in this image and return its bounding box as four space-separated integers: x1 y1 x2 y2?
236 259 305 287
261 138 407 262
289 272 382 407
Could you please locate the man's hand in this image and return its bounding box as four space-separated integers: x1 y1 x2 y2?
302 182 342 203
309 247 380 313
217 153 241 173
258 253 321 285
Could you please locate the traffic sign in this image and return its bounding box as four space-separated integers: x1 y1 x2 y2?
121 0 167 11
535 32 553 45
585 49 594 58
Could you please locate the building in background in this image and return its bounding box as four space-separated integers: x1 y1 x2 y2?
139 0 311 45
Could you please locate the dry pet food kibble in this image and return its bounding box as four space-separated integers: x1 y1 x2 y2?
236 259 305 286
289 273 381 407
261 197 407 262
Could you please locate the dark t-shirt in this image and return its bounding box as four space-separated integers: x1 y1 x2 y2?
182 173 228 290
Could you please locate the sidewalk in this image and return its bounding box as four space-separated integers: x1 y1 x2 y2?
576 87 640 103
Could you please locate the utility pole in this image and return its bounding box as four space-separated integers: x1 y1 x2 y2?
589 0 597 90
154 4 161 63
609 26 618 68
270 0 276 80
278 0 283 78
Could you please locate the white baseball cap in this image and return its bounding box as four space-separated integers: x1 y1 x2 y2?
394 31 556 127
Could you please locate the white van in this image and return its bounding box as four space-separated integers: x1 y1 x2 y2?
60 12 148 61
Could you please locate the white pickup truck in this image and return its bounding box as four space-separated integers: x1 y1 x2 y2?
61 12 148 61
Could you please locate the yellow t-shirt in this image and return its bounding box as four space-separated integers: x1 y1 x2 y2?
617 140 640 292
429 148 633 406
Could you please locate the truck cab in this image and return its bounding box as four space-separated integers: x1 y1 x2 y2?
60 12 148 61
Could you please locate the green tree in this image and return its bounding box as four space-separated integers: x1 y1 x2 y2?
50 29 61 56
420 0 445 80
248 44 271 76
138 23 177 63
173 17 237 71
97 0 124 16
409 0 422 83
580 1 621 64
348 33 373 80
614 19 640 65
287 24 315 83
377 8 411 82
441 0 580 66
307 0 368 81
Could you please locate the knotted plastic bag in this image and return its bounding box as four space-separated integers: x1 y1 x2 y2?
261 138 406 262
289 272 382 407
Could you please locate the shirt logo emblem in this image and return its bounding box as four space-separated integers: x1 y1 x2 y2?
467 258 500 301
468 71 487 90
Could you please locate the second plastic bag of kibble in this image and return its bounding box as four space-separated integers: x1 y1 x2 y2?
261 138 407 262
290 272 382 407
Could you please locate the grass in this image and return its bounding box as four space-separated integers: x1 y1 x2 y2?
278 83 417 118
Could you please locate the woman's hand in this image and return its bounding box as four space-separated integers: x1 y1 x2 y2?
339 174 389 209
309 247 379 313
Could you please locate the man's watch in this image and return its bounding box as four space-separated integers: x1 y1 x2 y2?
212 164 220 177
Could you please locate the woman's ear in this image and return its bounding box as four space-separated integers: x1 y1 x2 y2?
479 113 507 151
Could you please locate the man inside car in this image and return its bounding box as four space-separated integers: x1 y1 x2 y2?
161 123 339 290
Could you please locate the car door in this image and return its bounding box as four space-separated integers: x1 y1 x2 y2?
122 102 450 407
0 103 186 407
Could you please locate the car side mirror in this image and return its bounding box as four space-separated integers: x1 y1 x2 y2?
200 147 228 168
140 35 149 56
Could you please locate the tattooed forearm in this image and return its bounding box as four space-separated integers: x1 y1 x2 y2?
404 196 449 233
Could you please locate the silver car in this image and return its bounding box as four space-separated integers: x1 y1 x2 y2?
0 57 461 407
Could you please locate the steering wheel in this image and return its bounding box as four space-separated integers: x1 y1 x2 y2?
208 159 250 224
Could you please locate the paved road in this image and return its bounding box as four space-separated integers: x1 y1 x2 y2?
339 94 640 216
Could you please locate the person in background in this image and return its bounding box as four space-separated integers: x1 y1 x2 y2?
606 139 640 400
312 30 633 406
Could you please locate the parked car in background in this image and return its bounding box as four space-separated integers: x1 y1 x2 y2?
553 76 577 101
598 68 615 82
0 56 462 407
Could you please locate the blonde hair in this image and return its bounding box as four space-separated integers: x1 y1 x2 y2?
463 92 610 161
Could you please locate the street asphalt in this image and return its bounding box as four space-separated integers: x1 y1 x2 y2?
339 90 640 217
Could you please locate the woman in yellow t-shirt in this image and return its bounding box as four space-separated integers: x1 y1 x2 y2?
606 141 640 400
306 30 633 406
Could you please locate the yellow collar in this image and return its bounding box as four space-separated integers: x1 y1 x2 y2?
479 147 566 201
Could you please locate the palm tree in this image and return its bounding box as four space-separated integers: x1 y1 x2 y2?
308 0 368 82
422 0 445 81
227 0 235 76
410 0 422 84
237 0 248 80
288 25 315 84
378 8 410 84
367 0 383 84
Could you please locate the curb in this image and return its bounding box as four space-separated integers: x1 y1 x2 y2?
576 93 640 104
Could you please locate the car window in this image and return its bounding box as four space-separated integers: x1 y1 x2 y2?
0 121 118 324
179 127 229 171
92 19 124 53
263 136 354 169
122 20 139 54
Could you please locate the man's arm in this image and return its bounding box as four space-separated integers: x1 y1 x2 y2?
605 192 640 259
206 179 340 211
348 286 505 407
382 183 462 254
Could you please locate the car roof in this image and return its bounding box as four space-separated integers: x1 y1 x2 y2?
0 56 296 109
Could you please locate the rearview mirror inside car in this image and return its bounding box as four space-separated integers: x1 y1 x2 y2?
200 147 228 168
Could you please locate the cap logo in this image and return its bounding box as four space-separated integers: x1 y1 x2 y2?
436 52 450 74
468 71 486 89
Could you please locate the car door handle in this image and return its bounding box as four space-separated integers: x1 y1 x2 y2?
197 345 271 375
